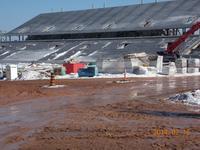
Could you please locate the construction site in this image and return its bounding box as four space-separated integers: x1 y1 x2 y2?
0 0 200 149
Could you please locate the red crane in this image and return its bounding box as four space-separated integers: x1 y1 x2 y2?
167 21 200 54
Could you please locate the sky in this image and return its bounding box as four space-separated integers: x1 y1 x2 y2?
0 0 169 31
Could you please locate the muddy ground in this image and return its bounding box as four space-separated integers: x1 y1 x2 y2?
0 76 200 150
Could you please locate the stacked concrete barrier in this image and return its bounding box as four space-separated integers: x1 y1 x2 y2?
175 58 187 74
162 62 177 75
6 64 18 80
187 58 200 73
156 56 163 74
124 53 150 73
98 59 124 73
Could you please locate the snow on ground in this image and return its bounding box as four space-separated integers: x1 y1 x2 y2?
2 62 200 81
102 42 112 48
20 70 49 80
96 73 160 78
168 90 200 106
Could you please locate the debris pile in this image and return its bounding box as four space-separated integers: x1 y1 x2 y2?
2 53 200 81
168 90 200 106
18 63 53 80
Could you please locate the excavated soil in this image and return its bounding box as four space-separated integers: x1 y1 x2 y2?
0 76 200 150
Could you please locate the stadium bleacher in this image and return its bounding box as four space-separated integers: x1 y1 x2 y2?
0 0 200 63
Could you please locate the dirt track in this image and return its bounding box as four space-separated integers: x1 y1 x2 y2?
0 76 200 150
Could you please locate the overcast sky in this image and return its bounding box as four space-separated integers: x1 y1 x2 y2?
0 0 170 31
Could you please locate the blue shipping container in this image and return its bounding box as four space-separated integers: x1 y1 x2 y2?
78 66 98 77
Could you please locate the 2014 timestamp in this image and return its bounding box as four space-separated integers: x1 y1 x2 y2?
153 128 190 136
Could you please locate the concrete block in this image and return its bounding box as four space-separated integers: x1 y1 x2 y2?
99 59 124 73
156 56 163 73
0 70 3 79
162 62 177 75
6 64 18 80
124 58 147 73
177 68 187 74
187 67 199 73
124 53 152 73
0 65 3 79
175 58 187 68
187 58 200 68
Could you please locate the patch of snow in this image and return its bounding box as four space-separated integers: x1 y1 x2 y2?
117 42 129 49
167 16 190 22
88 51 97 56
168 90 200 106
79 45 89 50
19 70 48 80
42 26 55 32
174 72 200 77
56 74 78 79
43 85 65 88
17 27 30 34
19 46 27 50
102 42 112 49
50 46 56 50
66 51 81 61
5 52 17 58
95 73 160 79
53 42 85 60
0 51 9 56
27 43 36 46
153 15 197 26
43 48 60 58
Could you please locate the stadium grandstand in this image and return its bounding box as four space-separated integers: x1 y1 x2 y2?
0 0 200 63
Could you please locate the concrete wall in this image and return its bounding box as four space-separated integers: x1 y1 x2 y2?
97 59 125 74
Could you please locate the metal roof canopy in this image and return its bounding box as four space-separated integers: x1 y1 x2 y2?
8 0 200 36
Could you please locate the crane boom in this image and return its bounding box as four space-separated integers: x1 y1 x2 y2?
167 21 200 54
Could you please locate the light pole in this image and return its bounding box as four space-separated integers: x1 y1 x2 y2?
104 0 106 8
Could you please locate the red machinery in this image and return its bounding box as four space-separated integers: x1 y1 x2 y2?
167 21 200 54
158 21 200 61
63 62 85 74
